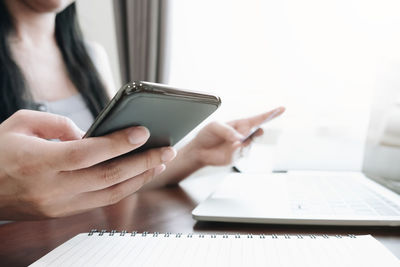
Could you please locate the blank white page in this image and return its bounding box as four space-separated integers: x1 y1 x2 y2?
30 232 400 267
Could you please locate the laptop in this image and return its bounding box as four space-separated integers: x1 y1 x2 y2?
192 171 400 226
193 87 400 226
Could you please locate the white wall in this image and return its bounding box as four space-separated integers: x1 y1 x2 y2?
168 0 400 172
76 0 121 88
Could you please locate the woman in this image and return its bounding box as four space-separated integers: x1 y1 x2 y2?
0 0 284 220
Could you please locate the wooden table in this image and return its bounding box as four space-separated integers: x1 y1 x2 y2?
0 172 399 266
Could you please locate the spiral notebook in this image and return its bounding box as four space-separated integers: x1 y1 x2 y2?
30 230 399 267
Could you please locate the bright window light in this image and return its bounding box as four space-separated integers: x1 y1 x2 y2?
168 0 400 171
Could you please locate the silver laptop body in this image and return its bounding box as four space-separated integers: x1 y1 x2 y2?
192 171 400 226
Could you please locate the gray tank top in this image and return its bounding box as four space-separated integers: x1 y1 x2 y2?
34 94 95 132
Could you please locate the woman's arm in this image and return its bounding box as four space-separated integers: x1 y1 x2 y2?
144 107 285 189
141 140 205 189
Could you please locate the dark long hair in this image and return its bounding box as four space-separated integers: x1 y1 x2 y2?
0 2 110 123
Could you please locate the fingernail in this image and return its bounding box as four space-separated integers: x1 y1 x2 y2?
270 108 281 117
161 147 177 162
274 106 285 115
128 127 149 145
264 108 282 122
154 164 166 176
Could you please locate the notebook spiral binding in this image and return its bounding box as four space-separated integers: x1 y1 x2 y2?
88 229 353 239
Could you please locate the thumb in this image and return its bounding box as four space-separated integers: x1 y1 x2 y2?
206 121 244 142
7 110 84 141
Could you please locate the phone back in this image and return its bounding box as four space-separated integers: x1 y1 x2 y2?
85 82 221 152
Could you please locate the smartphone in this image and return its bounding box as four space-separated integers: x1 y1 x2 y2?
84 81 221 152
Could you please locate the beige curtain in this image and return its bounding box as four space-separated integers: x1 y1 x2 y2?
113 0 170 83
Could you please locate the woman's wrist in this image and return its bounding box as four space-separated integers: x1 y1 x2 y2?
180 140 207 171
145 141 207 188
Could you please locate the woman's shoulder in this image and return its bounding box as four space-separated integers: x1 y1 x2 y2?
85 41 106 56
84 41 109 69
84 41 116 97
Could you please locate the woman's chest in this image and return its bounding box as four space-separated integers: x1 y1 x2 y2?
12 43 79 102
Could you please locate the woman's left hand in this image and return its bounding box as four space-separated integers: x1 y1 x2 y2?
187 106 285 167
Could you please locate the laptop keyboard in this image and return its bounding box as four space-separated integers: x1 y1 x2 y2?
288 175 400 217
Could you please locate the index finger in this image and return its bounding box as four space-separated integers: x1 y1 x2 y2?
46 126 150 171
246 106 285 128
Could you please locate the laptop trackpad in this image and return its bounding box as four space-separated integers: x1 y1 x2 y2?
210 173 291 215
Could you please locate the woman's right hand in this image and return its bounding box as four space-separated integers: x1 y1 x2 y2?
0 110 176 220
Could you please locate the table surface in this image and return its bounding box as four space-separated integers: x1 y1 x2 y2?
1 171 399 266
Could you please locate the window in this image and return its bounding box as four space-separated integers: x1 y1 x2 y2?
168 0 400 170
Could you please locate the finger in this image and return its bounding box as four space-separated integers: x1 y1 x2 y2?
206 121 244 142
202 141 241 166
60 146 176 192
241 106 285 128
223 141 242 165
69 165 166 210
242 128 264 146
254 128 264 137
47 126 151 171
7 109 83 140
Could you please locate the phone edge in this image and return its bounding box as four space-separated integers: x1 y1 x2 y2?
84 81 222 138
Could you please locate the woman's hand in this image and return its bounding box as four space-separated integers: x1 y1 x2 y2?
0 110 176 220
187 107 285 167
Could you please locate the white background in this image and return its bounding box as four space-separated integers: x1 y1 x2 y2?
167 0 400 171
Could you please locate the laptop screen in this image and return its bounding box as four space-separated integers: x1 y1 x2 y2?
363 62 400 193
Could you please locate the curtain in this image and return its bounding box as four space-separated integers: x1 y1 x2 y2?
113 0 170 84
